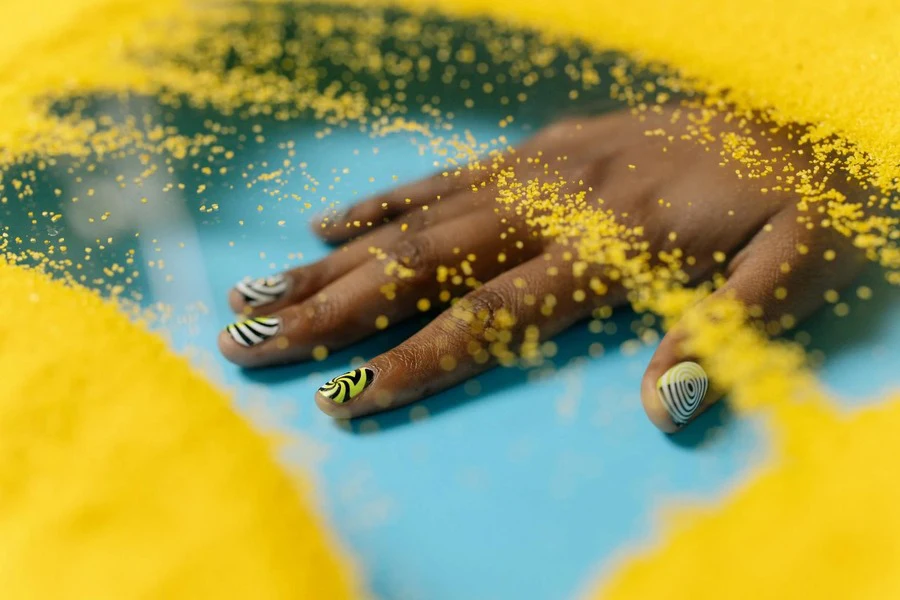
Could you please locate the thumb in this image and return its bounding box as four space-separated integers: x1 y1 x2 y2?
641 207 864 433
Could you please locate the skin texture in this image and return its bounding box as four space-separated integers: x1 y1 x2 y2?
218 106 864 432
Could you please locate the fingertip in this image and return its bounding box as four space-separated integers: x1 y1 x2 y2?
217 328 246 365
314 391 354 419
313 367 377 419
311 209 352 243
227 287 251 314
217 316 285 368
642 359 711 434
230 273 291 314
640 368 680 434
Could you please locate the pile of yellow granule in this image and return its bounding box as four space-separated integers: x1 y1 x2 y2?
597 399 900 599
0 0 898 598
378 0 900 192
0 259 358 599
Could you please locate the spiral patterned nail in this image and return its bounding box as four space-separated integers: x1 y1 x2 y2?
225 317 281 347
656 361 709 425
318 368 374 404
235 274 289 307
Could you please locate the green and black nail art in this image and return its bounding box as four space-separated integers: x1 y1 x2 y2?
318 368 374 404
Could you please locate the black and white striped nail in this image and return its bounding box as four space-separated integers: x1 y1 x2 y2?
656 361 709 426
235 274 289 308
225 317 282 347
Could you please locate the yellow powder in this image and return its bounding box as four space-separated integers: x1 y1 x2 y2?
375 0 900 191
0 259 358 598
595 398 900 600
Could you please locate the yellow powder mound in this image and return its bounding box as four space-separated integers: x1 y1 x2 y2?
595 400 900 600
588 293 900 597
0 259 358 599
379 0 900 191
0 0 175 158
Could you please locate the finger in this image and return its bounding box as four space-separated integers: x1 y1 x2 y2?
228 191 486 315
220 207 540 367
314 162 495 243
312 112 631 244
311 114 621 245
641 206 865 433
313 248 628 418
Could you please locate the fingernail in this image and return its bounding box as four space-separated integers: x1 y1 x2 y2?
318 368 375 404
235 274 290 308
225 316 281 347
656 361 709 426
318 207 348 225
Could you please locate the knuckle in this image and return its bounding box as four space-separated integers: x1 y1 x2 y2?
380 342 432 373
397 209 431 233
443 288 515 342
382 235 438 282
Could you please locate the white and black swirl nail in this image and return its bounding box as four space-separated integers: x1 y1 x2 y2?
656 361 709 425
235 274 289 307
225 317 282 347
318 368 375 404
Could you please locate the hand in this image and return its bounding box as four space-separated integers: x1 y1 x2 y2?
218 106 864 431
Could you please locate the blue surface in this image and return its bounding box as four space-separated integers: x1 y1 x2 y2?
11 108 900 600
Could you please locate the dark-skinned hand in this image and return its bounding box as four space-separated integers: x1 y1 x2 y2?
219 106 863 431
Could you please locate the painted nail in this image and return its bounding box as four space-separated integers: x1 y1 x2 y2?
225 317 281 347
235 274 289 308
656 361 709 426
318 368 374 404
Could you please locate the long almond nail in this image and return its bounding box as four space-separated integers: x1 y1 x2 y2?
235 274 290 307
318 368 374 404
225 317 281 347
656 361 709 426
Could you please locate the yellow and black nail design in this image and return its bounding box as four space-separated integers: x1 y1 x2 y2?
318 368 374 404
235 274 289 307
656 361 709 425
225 316 281 347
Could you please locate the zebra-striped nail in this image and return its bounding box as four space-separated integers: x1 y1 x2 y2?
656 361 709 426
317 368 374 404
235 274 290 308
225 317 282 347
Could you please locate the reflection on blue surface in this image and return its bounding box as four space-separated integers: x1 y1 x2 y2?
8 107 899 600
